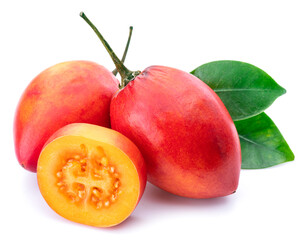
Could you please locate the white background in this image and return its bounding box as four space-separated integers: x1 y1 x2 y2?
1 0 305 239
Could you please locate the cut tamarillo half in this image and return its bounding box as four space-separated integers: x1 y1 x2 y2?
37 123 146 227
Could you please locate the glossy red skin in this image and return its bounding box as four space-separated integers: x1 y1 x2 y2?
110 65 241 198
14 61 119 172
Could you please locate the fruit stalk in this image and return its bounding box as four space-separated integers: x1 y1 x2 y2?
112 26 133 76
80 12 140 87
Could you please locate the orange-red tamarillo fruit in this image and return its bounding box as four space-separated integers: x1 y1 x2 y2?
14 61 119 172
14 27 134 172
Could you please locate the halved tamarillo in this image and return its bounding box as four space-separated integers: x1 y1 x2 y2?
80 12 241 199
37 123 146 227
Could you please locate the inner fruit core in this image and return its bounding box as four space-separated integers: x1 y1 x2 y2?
56 144 121 209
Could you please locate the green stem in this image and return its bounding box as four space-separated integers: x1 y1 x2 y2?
112 26 133 76
80 12 140 87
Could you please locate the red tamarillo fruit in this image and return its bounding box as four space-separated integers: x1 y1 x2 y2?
80 12 241 198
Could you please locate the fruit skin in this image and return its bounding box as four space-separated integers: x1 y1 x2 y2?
14 60 119 172
110 65 241 199
37 123 146 227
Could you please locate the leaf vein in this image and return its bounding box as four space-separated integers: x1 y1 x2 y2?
214 89 283 93
238 134 285 156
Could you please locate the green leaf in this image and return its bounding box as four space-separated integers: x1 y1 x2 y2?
191 60 286 120
234 112 294 169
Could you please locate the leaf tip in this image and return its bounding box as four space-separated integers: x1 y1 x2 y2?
288 150 295 162
281 86 287 96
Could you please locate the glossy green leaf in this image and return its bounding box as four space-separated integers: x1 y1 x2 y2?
234 112 294 169
191 60 286 120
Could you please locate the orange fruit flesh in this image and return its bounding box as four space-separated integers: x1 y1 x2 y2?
37 135 140 227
